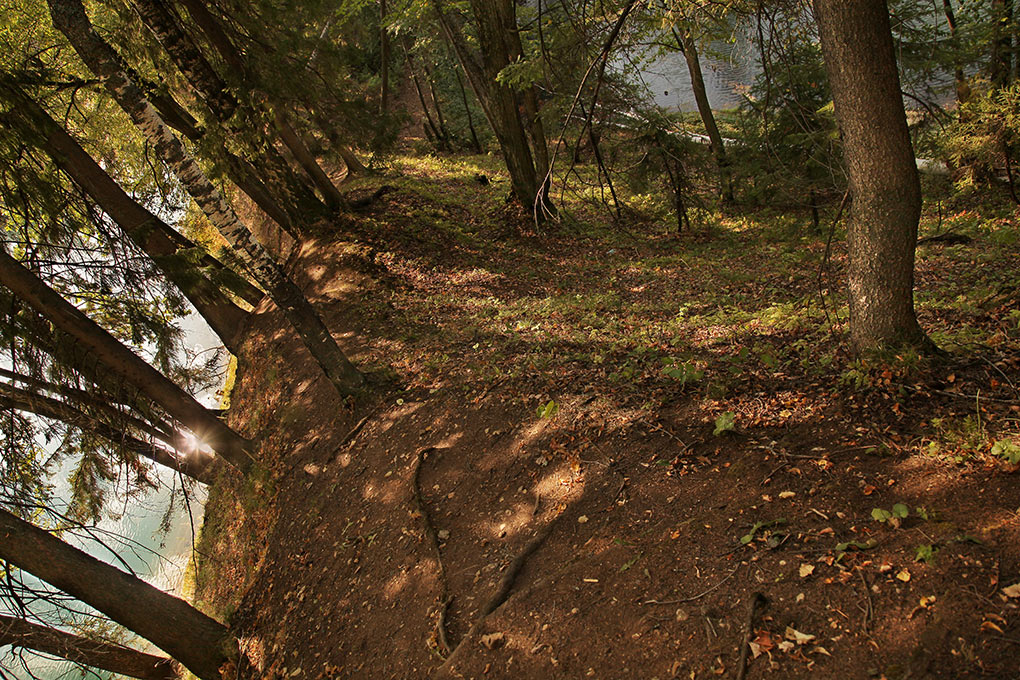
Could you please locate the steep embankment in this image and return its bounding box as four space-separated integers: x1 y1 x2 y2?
195 157 1020 679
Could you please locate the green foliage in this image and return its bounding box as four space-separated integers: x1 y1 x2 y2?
536 400 559 419
661 358 704 386
941 83 1020 196
713 411 736 436
914 543 938 565
991 439 1020 465
872 503 909 524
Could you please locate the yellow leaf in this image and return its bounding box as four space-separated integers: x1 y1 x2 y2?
896 569 911 582
799 564 815 578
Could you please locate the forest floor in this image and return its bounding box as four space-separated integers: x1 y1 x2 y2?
193 152 1020 680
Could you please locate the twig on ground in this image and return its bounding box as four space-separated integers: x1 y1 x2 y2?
761 462 789 486
332 403 380 460
642 566 740 605
735 592 768 680
857 568 873 633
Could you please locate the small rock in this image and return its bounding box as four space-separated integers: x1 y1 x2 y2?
437 529 450 540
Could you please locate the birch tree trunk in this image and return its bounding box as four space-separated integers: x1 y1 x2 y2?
130 0 341 216
0 508 231 680
48 0 364 398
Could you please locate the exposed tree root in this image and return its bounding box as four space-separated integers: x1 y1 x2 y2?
438 515 560 674
735 592 768 680
411 446 452 655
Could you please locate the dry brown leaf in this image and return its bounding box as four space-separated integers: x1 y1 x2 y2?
784 626 816 645
1001 583 1020 598
480 632 505 649
799 564 815 578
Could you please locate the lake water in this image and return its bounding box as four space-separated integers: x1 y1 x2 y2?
3 313 222 680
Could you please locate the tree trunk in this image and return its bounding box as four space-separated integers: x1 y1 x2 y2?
380 0 390 115
0 249 255 470
130 0 333 224
991 0 1014 88
454 69 483 153
813 0 931 352
676 29 734 203
431 0 546 212
273 110 348 210
0 614 176 680
0 381 215 484
0 367 178 445
0 81 251 352
941 0 971 103
49 0 364 398
0 508 230 680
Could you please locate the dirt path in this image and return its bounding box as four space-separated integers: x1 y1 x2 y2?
195 166 1020 679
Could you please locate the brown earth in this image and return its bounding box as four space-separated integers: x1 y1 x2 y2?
194 163 1020 680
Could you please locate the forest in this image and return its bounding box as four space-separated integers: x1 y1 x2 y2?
1 0 1019 678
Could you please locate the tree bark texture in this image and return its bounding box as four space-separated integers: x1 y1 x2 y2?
48 0 364 398
380 0 390 115
431 0 547 211
0 614 177 680
813 0 929 352
0 248 254 471
0 508 230 680
129 0 335 223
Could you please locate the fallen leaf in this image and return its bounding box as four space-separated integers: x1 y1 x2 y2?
749 641 763 659
577 515 589 524
799 564 815 578
784 626 816 645
862 485 877 496
896 569 911 582
779 491 796 499
919 595 936 608
981 621 1005 634
813 646 831 657
777 641 796 653
480 632 505 649
1002 583 1020 598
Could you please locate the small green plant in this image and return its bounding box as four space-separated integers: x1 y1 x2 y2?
915 543 938 565
871 503 910 525
661 358 704 386
536 400 559 419
835 538 877 555
991 438 1020 464
714 411 736 436
739 518 787 546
